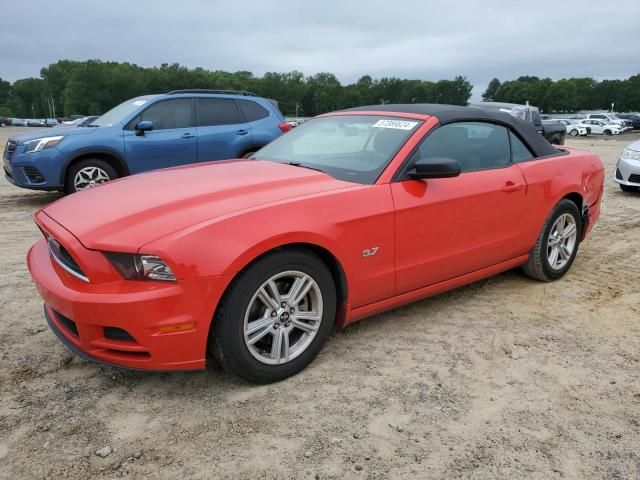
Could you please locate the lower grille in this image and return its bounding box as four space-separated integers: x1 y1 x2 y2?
56 311 79 337
104 327 135 342
23 166 45 183
629 174 640 184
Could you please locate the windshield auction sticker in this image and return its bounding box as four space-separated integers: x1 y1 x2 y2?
372 119 419 130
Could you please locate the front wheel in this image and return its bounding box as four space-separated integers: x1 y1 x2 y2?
522 199 582 282
620 184 639 193
569 129 579 137
65 159 118 194
211 249 337 383
604 129 612 136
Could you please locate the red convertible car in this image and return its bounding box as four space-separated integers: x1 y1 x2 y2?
27 104 604 383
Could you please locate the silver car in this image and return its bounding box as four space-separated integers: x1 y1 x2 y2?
615 139 640 192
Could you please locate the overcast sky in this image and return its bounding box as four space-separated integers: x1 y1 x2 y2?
1 0 639 100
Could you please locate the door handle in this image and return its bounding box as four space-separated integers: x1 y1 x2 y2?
181 133 195 139
236 129 249 136
502 182 523 193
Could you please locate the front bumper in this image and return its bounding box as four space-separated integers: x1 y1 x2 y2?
27 234 226 371
4 144 65 190
614 156 640 187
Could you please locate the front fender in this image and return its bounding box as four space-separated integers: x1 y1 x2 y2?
142 185 396 310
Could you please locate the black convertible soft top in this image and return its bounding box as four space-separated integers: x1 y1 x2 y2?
342 104 559 158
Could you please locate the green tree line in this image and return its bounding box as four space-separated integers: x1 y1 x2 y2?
0 60 471 118
482 76 640 112
1 60 638 118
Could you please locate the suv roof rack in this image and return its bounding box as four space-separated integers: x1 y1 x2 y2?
166 89 257 97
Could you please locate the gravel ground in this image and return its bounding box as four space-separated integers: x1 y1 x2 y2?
0 127 639 480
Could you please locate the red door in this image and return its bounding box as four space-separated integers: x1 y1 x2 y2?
391 162 528 295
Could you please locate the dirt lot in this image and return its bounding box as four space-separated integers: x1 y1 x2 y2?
0 126 638 480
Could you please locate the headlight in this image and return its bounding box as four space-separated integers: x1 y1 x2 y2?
23 136 64 153
621 148 640 161
105 253 176 282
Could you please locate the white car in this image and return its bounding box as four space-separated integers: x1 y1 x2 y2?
555 119 589 137
615 139 640 192
578 119 623 135
585 113 633 131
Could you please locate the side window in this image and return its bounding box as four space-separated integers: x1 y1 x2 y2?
237 99 270 122
415 122 511 172
509 131 534 163
197 98 243 126
128 99 192 130
592 115 605 120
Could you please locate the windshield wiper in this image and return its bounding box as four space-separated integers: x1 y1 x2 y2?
285 161 325 173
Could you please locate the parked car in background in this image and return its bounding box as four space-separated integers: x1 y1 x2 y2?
554 119 589 137
0 116 11 127
584 113 633 131
27 104 604 382
56 116 99 128
470 102 566 145
578 119 623 135
45 118 59 127
4 89 290 193
11 118 27 127
616 113 640 130
26 119 46 127
615 139 640 192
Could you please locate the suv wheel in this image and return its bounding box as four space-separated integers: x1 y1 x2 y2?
66 159 118 194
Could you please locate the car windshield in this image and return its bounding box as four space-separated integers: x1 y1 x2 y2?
254 115 421 184
92 95 157 127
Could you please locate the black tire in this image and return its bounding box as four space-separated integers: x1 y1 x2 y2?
522 199 582 282
65 158 118 194
620 184 639 193
211 248 337 383
604 129 612 136
569 129 579 137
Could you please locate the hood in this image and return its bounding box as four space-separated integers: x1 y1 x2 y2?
626 140 640 152
42 160 355 251
12 126 98 144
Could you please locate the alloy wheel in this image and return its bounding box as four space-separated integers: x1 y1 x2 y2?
547 213 577 270
243 270 323 365
73 166 110 191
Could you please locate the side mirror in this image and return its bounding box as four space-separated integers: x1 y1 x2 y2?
135 120 153 136
408 157 461 180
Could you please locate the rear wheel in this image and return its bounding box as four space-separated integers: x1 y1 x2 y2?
620 184 639 192
65 159 118 194
522 199 582 282
211 249 337 383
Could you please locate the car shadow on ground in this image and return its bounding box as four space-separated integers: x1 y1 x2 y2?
0 190 63 208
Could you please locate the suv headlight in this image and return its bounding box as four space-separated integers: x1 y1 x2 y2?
105 253 176 282
23 136 64 153
621 148 640 161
